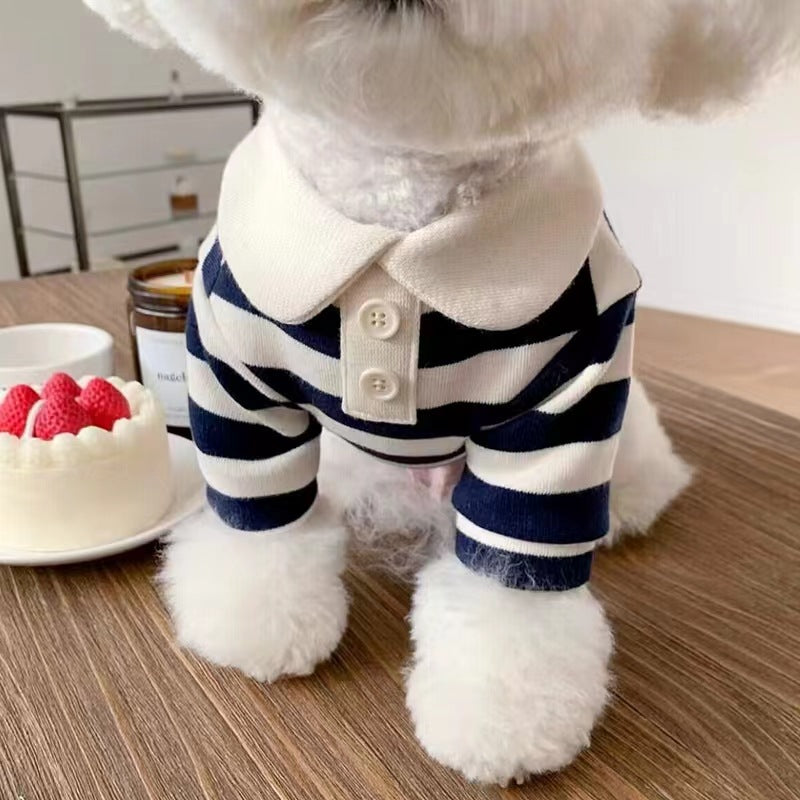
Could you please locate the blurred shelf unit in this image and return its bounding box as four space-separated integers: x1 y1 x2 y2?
0 92 260 278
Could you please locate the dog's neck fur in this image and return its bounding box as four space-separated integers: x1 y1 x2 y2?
270 104 539 232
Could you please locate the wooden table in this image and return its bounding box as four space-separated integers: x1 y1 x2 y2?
1 272 798 800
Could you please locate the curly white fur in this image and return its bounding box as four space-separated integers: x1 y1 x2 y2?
86 1 800 151
159 501 349 682
345 474 455 578
318 431 455 578
407 554 613 784
606 378 693 546
271 104 538 231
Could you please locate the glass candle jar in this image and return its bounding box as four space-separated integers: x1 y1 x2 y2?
128 260 196 438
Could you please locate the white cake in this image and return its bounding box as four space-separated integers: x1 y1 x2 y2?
0 378 173 552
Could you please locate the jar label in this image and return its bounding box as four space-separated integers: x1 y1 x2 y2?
134 327 189 428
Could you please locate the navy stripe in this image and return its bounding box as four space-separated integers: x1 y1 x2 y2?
352 442 466 466
472 379 630 452
186 301 205 360
201 241 224 296
189 398 321 461
207 482 318 532
210 259 341 359
187 304 288 412
418 262 597 368
452 469 609 544
456 533 593 591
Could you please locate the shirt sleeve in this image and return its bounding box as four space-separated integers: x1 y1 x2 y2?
185 302 321 533
452 310 635 591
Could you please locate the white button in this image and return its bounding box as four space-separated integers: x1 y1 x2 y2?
359 368 400 401
358 300 401 340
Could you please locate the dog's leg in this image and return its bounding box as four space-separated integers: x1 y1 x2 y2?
163 318 349 682
159 500 348 682
605 377 692 546
406 554 612 784
405 316 643 784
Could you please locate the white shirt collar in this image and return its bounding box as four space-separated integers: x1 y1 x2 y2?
217 122 603 331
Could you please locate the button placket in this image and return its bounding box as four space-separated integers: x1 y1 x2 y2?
340 265 420 425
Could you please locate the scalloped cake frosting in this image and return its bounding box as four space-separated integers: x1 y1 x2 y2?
0 377 173 552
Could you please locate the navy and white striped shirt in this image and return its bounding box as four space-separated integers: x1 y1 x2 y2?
186 122 640 592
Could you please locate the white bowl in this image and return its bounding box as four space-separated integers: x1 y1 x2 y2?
0 323 114 389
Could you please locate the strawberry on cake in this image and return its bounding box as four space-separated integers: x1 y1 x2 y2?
0 375 173 552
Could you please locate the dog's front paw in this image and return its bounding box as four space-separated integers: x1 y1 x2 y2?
159 503 349 682
406 555 612 785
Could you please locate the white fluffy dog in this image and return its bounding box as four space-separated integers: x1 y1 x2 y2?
86 0 799 785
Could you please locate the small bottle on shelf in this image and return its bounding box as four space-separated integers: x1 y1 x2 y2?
170 176 199 219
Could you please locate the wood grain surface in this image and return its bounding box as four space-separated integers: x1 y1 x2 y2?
634 308 800 420
0 272 798 800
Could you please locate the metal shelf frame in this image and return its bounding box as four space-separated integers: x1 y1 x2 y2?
0 92 260 277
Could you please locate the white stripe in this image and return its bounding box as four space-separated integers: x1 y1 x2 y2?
191 285 288 405
209 294 342 395
418 332 574 409
305 405 465 458
187 352 311 438
456 514 598 558
537 364 603 415
588 222 641 314
187 352 255 424
198 226 218 266
467 436 620 494
537 323 633 415
197 440 320 499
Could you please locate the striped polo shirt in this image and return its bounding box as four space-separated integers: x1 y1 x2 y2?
186 120 641 592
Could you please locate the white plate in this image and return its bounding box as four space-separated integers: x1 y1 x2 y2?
0 435 205 567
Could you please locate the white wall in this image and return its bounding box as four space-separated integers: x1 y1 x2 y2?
1 3 799 333
586 77 800 334
0 0 245 280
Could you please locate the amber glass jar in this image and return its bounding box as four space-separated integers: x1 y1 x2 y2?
128 260 196 439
